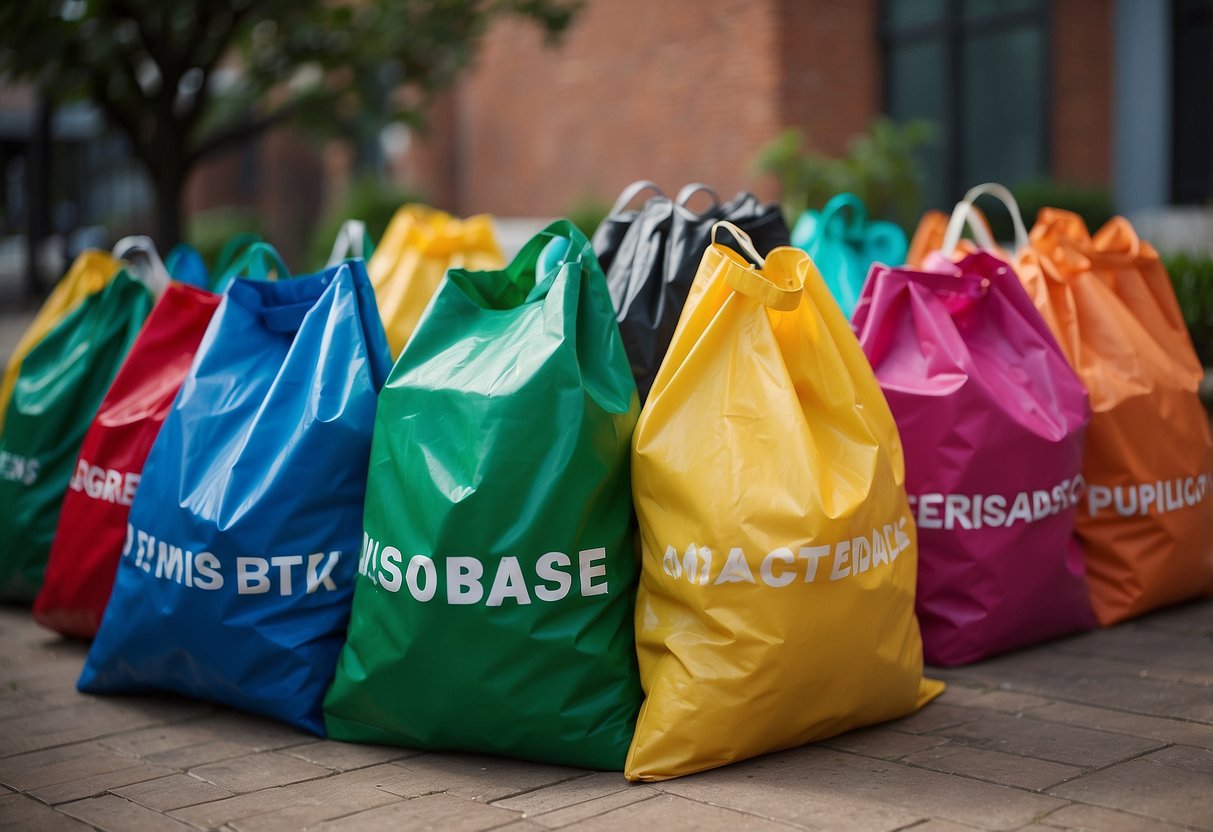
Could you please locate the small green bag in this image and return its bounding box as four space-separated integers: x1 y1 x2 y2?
0 269 153 601
324 220 641 769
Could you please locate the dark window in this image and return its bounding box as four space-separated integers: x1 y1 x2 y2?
880 0 1050 209
1172 0 1213 204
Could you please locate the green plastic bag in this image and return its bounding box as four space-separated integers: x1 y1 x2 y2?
324 220 642 769
0 270 153 601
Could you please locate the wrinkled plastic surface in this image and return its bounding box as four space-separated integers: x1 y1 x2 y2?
35 283 222 638
1016 209 1213 624
0 271 152 602
853 253 1096 665
78 260 391 735
592 188 789 402
790 192 908 318
325 221 641 770
0 250 119 432
626 232 942 782
164 244 210 289
368 204 504 358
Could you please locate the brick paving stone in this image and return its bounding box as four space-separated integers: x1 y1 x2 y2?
933 714 1164 767
188 750 334 793
0 700 183 757
58 794 196 832
0 793 92 831
1048 746 1213 830
820 726 950 760
1051 624 1213 678
1038 803 1201 831
571 793 805 831
0 741 144 791
1024 701 1213 750
901 744 1083 791
143 739 256 769
380 753 582 803
169 786 300 827
281 739 420 771
945 689 1054 714
524 787 660 828
887 703 989 735
28 761 174 804
226 764 420 831
655 746 1066 831
1134 600 1213 636
110 773 235 811
900 822 985 832
492 771 631 816
179 710 314 751
313 792 523 831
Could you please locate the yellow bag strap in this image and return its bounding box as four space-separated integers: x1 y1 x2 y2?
711 222 802 311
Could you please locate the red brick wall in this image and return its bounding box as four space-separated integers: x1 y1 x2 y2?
1051 0 1113 185
442 0 786 215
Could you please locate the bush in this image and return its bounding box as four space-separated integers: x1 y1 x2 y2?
566 195 612 240
186 207 264 272
752 119 933 230
1163 251 1213 367
306 176 429 270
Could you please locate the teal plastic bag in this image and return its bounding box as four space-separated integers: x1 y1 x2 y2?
791 192 908 318
324 220 642 769
0 271 153 601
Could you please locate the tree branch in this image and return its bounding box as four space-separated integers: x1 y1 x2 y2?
185 101 299 166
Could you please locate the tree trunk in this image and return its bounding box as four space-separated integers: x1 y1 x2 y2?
24 97 53 300
154 162 185 253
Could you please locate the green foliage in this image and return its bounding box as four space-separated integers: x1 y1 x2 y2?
565 195 612 239
977 180 1115 243
185 207 264 272
1163 251 1213 367
305 177 429 271
753 119 933 229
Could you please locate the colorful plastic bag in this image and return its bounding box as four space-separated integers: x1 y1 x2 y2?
626 222 941 782
790 192 908 318
853 245 1096 665
1015 206 1213 624
0 270 153 601
34 280 225 638
593 182 789 402
906 207 997 268
368 204 504 358
324 221 641 769
164 243 210 289
0 250 119 431
78 259 391 734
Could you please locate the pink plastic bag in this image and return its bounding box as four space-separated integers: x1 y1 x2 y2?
853 251 1096 665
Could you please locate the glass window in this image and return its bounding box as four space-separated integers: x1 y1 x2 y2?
887 40 948 210
962 26 1045 187
885 0 946 28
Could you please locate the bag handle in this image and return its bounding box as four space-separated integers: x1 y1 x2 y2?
609 180 664 215
325 219 373 267
820 192 868 237
213 241 291 292
711 221 801 312
676 182 722 215
941 182 1029 256
112 235 171 298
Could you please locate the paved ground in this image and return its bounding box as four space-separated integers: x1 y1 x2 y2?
0 601 1210 831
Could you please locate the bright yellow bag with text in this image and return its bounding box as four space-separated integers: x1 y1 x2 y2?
0 250 119 432
626 222 943 782
368 204 504 357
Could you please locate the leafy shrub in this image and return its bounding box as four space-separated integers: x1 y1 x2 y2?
566 195 612 240
186 207 264 272
1163 251 1213 367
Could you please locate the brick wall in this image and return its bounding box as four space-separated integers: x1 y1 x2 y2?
1051 0 1113 185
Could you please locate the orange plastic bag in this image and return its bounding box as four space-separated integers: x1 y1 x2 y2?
1017 209 1213 624
906 206 998 267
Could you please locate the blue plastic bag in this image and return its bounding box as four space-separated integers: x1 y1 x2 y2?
164 243 210 289
790 192 908 319
78 259 391 735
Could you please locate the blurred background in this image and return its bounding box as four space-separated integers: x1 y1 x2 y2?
0 0 1210 337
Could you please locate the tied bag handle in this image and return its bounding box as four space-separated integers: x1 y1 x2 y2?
609 180 665 215
325 219 375 267
711 221 801 312
212 242 292 293
112 235 171 298
941 182 1029 257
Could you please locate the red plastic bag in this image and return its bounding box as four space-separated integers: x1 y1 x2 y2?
34 282 221 638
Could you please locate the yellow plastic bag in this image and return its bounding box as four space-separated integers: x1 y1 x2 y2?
368 204 504 357
627 222 942 782
0 250 119 432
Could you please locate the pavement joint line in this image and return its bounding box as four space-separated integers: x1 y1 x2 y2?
465 770 594 806
645 791 808 830
927 685 1213 728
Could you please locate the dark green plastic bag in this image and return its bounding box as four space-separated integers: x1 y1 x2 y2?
0 269 153 601
324 221 641 769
